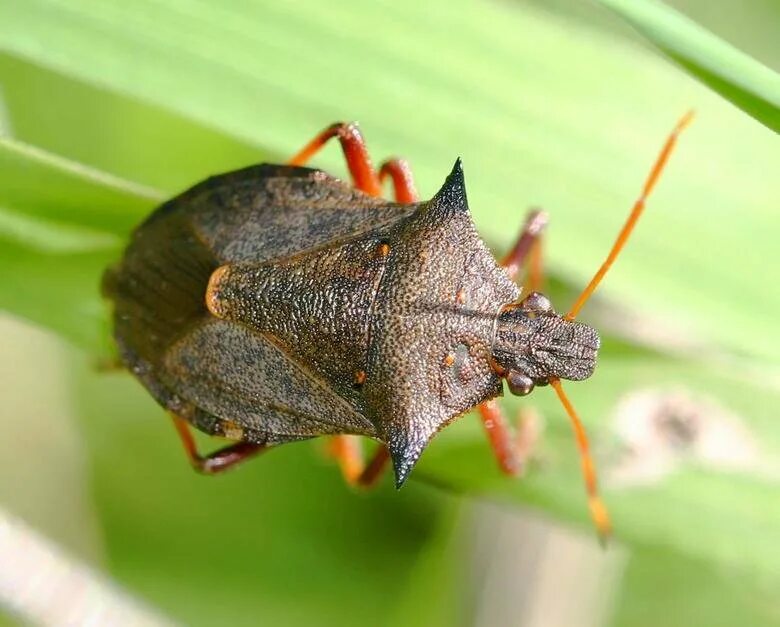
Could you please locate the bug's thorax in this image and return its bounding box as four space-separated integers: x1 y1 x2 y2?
490 292 600 397
354 161 522 483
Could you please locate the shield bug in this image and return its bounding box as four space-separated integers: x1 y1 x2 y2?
103 113 693 540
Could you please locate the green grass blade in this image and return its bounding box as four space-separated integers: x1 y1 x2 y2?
0 53 270 191
0 136 161 235
1 0 778 364
0 233 116 353
594 0 780 132
0 139 160 351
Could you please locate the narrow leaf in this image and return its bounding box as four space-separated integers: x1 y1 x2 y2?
594 0 780 131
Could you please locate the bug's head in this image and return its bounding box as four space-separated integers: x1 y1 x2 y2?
491 292 600 396
489 110 692 545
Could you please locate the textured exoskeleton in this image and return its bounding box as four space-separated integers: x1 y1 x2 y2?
105 112 693 542
104 160 596 484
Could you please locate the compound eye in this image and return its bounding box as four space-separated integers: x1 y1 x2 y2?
520 292 554 316
507 370 535 396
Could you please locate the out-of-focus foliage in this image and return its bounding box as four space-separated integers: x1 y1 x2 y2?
0 1 778 626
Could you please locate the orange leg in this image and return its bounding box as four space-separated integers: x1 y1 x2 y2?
478 401 540 475
329 436 391 488
524 236 544 295
171 415 266 474
378 158 419 203
288 122 383 197
499 209 548 285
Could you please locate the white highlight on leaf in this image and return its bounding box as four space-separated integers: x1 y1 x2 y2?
606 388 778 487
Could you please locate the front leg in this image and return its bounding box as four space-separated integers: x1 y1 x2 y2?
499 209 548 288
479 209 549 474
479 401 541 475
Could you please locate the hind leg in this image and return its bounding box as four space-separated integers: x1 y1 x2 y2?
171 415 266 474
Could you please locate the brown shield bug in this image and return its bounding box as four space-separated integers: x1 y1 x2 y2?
103 112 693 540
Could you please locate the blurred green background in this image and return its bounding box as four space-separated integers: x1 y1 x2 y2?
0 1 778 625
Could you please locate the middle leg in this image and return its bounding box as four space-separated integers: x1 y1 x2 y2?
378 158 419 203
288 122 383 197
328 436 391 488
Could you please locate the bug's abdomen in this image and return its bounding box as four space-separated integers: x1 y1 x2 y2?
103 211 218 385
206 236 390 413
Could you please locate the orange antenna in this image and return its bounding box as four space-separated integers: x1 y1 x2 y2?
549 378 612 544
566 110 695 321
